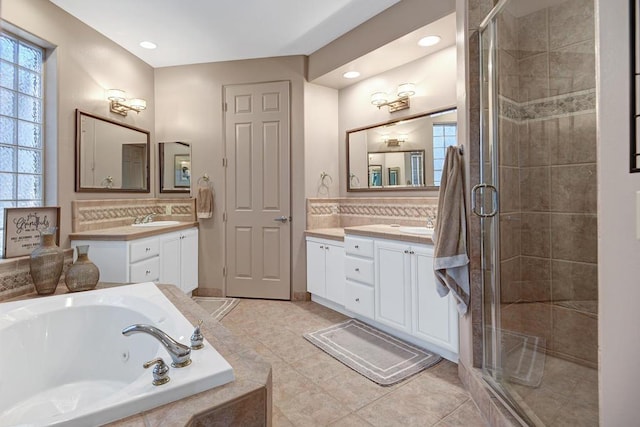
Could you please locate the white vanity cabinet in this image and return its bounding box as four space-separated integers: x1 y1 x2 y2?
71 227 199 294
306 237 345 305
344 236 376 318
159 228 199 293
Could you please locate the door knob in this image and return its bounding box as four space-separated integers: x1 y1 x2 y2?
273 216 288 223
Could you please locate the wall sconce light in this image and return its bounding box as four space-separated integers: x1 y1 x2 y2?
385 134 408 147
371 83 416 112
106 89 147 116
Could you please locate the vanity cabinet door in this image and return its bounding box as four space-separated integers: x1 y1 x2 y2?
159 228 199 293
180 228 199 293
412 245 459 353
306 240 327 297
324 243 345 305
374 239 412 334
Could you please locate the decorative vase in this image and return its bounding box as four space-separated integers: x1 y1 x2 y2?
29 227 64 295
65 245 100 292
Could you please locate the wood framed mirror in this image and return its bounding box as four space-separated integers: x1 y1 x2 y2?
347 107 457 191
75 109 150 192
159 141 191 193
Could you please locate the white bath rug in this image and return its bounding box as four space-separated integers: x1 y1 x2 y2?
304 319 441 386
193 296 239 321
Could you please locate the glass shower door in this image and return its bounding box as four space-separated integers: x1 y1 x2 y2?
477 0 598 425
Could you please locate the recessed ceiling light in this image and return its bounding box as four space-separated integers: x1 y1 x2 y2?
418 36 441 47
343 71 360 79
139 41 157 49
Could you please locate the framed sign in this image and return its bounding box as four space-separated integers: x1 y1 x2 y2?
174 154 191 188
3 207 60 258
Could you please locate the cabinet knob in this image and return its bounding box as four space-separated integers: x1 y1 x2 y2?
320 245 324 249
354 245 359 249
325 246 329 251
404 249 409 254
410 250 415 254
355 298 360 302
355 268 360 272
146 247 150 252
145 270 151 275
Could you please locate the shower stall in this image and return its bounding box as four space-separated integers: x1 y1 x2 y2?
477 0 598 424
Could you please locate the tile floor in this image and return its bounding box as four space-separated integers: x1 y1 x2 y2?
219 299 488 426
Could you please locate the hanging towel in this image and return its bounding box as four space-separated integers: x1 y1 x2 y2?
433 146 470 315
197 185 214 219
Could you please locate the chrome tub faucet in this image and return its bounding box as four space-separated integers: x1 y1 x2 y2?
122 324 192 367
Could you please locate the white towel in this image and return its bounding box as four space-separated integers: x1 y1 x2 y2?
432 146 470 315
197 186 214 219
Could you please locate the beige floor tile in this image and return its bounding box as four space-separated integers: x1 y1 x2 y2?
550 400 598 427
435 400 489 426
328 413 375 427
317 367 392 411
356 391 442 427
273 405 296 427
277 388 351 426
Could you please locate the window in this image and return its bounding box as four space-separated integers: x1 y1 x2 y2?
432 123 457 186
0 31 45 256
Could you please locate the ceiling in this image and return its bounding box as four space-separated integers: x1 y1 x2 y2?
49 0 402 68
49 0 456 90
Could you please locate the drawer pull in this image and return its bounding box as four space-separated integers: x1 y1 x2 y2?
354 245 359 249
146 270 151 275
325 246 329 251
410 250 415 254
355 298 360 302
146 247 151 252
404 249 409 254
355 268 360 272
320 245 324 249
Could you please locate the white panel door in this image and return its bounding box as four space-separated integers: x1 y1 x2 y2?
225 81 291 299
374 239 412 333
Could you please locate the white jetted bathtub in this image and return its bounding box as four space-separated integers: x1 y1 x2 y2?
0 282 234 426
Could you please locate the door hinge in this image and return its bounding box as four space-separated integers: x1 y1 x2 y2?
222 212 227 222
222 266 226 277
222 158 227 167
223 102 228 112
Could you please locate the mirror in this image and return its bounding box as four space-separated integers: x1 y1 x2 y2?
75 110 150 192
159 142 191 193
347 108 457 191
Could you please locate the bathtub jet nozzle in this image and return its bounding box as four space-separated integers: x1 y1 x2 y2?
122 324 192 368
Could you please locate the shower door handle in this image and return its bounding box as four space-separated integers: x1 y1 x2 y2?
471 183 498 217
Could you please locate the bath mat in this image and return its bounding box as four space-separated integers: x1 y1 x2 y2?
193 296 239 321
304 319 441 386
500 329 546 388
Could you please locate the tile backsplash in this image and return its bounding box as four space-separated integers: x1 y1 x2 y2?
306 197 439 229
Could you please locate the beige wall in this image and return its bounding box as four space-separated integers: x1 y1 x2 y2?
1 0 155 247
338 45 457 197
154 58 307 295
304 82 340 198
597 0 640 424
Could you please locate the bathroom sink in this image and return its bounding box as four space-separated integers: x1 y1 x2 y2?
398 226 434 236
132 220 181 227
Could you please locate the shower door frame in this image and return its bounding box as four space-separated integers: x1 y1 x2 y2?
477 1 537 425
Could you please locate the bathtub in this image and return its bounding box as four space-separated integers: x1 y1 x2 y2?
0 282 234 427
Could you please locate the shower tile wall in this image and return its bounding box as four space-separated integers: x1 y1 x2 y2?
497 0 597 367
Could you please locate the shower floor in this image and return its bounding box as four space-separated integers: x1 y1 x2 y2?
506 354 598 426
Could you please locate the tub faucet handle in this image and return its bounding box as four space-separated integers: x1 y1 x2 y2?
143 357 170 386
191 319 204 350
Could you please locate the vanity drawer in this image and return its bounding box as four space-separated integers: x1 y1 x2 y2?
345 256 374 285
344 236 374 258
130 256 160 282
130 238 160 263
345 280 374 318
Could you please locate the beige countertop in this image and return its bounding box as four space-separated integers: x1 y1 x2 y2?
305 224 434 245
69 221 199 241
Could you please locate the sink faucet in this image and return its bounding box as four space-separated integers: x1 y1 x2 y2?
141 213 156 223
122 324 192 367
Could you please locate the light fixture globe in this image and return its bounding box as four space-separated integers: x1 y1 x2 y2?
106 89 126 102
371 92 388 106
397 83 416 98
